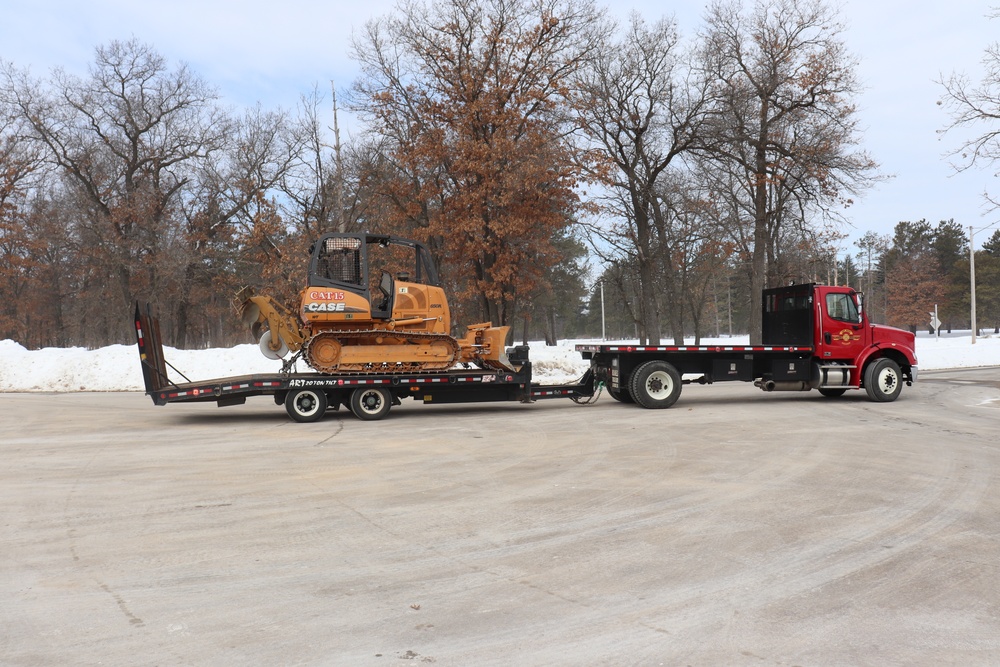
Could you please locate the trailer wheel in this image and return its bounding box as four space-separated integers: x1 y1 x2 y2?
818 388 847 398
350 387 392 421
629 361 682 409
285 388 328 422
864 357 903 402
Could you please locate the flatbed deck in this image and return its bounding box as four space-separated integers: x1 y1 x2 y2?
576 343 813 355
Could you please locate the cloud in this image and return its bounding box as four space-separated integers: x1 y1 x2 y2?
2 0 397 107
4 0 997 244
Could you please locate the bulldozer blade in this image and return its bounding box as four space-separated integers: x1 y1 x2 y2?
240 301 261 327
457 324 516 371
478 326 517 371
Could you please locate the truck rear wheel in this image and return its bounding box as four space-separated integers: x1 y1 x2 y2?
629 360 682 409
285 388 328 422
350 387 392 421
864 357 902 402
607 386 634 403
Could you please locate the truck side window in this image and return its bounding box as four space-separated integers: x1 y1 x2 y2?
826 293 859 323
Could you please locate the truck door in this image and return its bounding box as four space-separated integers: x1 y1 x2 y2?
818 290 866 361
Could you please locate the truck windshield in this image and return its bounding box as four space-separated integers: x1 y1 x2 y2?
826 293 860 323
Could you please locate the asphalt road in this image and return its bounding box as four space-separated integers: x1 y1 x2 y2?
2 368 999 666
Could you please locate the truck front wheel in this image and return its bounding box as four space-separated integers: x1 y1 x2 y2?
629 361 682 409
864 358 903 402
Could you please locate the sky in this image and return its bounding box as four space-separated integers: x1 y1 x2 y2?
2 0 1000 256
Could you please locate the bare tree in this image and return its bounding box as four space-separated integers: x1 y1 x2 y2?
938 8 1000 212
654 167 735 342
350 0 604 326
882 220 946 332
2 40 313 347
278 86 349 239
574 13 710 344
173 104 306 346
2 39 231 339
700 0 878 342
0 100 48 341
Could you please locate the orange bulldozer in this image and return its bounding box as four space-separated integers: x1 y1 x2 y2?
235 233 515 374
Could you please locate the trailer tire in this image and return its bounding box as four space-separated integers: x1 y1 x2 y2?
864 357 902 402
285 388 328 422
350 387 392 421
629 361 682 409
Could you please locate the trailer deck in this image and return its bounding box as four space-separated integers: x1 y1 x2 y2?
135 304 596 421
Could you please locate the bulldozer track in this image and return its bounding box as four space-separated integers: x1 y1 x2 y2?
303 329 462 374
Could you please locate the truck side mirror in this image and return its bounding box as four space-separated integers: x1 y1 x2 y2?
855 292 864 322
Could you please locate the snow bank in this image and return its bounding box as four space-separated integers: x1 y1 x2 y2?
0 331 997 392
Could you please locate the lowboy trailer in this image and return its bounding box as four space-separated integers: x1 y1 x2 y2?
134 303 596 422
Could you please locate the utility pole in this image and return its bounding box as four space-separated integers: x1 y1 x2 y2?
969 220 1000 343
970 225 977 344
600 280 606 341
727 273 733 337
331 81 346 233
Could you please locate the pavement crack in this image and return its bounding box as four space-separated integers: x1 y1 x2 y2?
316 419 345 446
99 582 144 627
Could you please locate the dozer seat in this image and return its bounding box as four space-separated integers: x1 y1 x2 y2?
372 271 393 319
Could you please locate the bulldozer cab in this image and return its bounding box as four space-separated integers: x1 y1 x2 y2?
373 270 394 318
311 235 365 289
308 233 441 319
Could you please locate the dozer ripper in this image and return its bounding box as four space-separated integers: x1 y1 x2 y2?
236 233 515 374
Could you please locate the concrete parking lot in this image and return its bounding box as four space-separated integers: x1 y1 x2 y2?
2 368 999 665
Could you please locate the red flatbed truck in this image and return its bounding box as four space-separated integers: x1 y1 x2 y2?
576 283 918 409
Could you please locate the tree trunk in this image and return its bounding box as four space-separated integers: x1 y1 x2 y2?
665 292 685 345
749 128 770 344
633 203 660 345
688 296 702 346
116 263 135 342
637 257 659 345
749 235 766 345
545 306 557 346
654 221 685 344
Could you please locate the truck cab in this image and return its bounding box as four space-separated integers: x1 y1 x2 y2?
763 283 918 399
